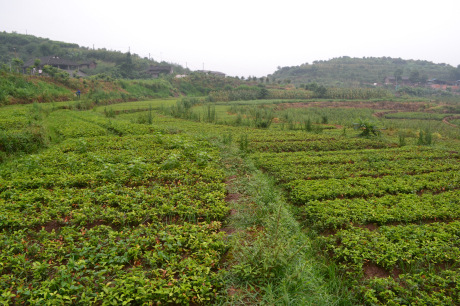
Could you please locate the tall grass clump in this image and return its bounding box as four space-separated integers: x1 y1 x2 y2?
417 129 433 145
250 107 274 128
203 104 217 123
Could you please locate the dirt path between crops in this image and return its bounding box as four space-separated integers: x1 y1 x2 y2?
373 110 399 118
442 115 460 128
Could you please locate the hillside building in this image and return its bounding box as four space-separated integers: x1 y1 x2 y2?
146 65 173 78
384 76 411 86
23 56 96 74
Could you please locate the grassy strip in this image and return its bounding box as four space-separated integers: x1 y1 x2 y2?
218 144 355 305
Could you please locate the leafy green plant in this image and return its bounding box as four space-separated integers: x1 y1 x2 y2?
417 129 433 145
305 118 312 132
238 134 249 152
354 119 381 137
160 153 181 170
398 132 407 146
103 107 115 118
221 133 233 145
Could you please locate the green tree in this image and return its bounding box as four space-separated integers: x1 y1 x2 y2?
314 85 327 98
305 83 327 98
42 65 69 82
394 69 403 83
305 82 318 91
354 119 380 137
11 58 23 73
33 58 41 68
117 52 135 79
451 64 460 80
409 70 420 83
39 42 60 56
258 87 268 99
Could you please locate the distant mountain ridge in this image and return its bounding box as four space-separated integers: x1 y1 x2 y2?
269 56 460 87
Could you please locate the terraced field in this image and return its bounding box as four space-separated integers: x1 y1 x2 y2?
248 128 460 304
1 97 459 304
0 101 229 304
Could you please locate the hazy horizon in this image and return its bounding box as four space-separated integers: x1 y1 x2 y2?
1 0 459 77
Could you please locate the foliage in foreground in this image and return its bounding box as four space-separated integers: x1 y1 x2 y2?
0 113 229 304
249 129 460 304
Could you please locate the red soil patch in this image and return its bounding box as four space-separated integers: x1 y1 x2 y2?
225 175 238 182
225 193 241 203
85 220 108 230
391 267 402 279
363 262 390 279
220 226 236 235
35 220 62 233
227 287 240 296
321 228 338 237
355 223 379 231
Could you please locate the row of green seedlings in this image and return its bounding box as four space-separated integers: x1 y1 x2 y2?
323 221 460 305
164 98 340 133
104 105 155 125
229 104 338 132
280 118 327 133
163 98 274 128
230 105 324 130
160 97 218 123
220 133 251 154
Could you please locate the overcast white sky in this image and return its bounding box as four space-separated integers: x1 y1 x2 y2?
1 0 459 77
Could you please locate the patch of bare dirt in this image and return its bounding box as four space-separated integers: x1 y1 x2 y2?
391 267 402 279
220 226 236 235
355 223 379 231
225 175 237 182
227 287 241 297
321 228 338 237
363 262 390 279
225 193 241 203
35 220 62 233
85 220 108 230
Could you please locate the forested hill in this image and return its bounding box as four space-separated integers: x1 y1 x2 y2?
0 31 187 78
269 57 460 87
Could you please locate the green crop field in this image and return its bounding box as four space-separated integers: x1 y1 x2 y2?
0 95 459 304
233 100 460 304
0 100 231 304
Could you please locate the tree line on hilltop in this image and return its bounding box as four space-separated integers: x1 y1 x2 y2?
269 56 460 87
